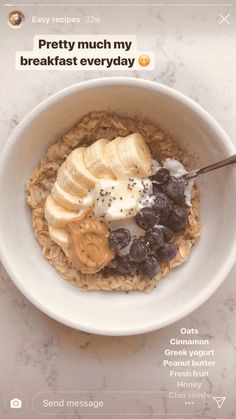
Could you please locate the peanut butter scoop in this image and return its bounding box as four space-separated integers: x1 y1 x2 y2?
66 216 114 274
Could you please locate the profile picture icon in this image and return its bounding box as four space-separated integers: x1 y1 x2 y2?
10 398 22 409
138 55 151 67
8 10 25 28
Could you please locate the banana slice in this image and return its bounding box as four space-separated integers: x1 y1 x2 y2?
105 137 131 178
57 162 87 197
83 138 115 179
118 133 152 178
48 225 69 249
66 147 97 188
105 133 152 179
45 195 81 228
51 182 82 211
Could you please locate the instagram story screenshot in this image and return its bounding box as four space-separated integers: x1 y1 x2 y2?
0 0 236 418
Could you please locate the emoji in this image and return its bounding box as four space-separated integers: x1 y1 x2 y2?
138 55 151 67
8 10 24 28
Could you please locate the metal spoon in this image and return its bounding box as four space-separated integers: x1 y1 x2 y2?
181 154 236 181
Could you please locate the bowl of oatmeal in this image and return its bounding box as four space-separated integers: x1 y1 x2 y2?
0 78 236 335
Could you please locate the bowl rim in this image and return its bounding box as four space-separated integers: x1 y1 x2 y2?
0 76 236 336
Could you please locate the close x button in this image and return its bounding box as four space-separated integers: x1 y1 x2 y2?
219 14 231 25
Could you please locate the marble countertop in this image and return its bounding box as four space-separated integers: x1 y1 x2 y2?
0 1 236 418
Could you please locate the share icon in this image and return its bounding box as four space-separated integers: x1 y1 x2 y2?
212 397 226 409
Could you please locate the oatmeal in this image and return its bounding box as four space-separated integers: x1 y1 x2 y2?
25 112 200 292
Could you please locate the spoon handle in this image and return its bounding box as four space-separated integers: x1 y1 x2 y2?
183 154 236 181
197 154 236 176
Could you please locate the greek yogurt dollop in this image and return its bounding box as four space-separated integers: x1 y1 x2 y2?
91 177 153 221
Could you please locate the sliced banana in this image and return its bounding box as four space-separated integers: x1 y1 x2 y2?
45 195 81 228
118 133 152 178
105 137 131 178
83 138 115 179
51 182 83 211
45 134 153 252
66 147 97 188
48 225 69 249
57 162 87 197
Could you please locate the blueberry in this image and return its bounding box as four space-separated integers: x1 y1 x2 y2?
152 225 173 242
108 228 131 251
116 255 139 275
139 255 160 278
153 192 172 222
156 243 177 262
145 229 164 250
152 183 163 195
135 207 158 231
152 168 171 184
162 178 185 205
168 205 188 232
130 238 150 262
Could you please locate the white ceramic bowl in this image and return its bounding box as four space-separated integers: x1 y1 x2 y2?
0 78 236 336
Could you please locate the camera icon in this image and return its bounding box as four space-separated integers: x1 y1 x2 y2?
10 398 22 409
